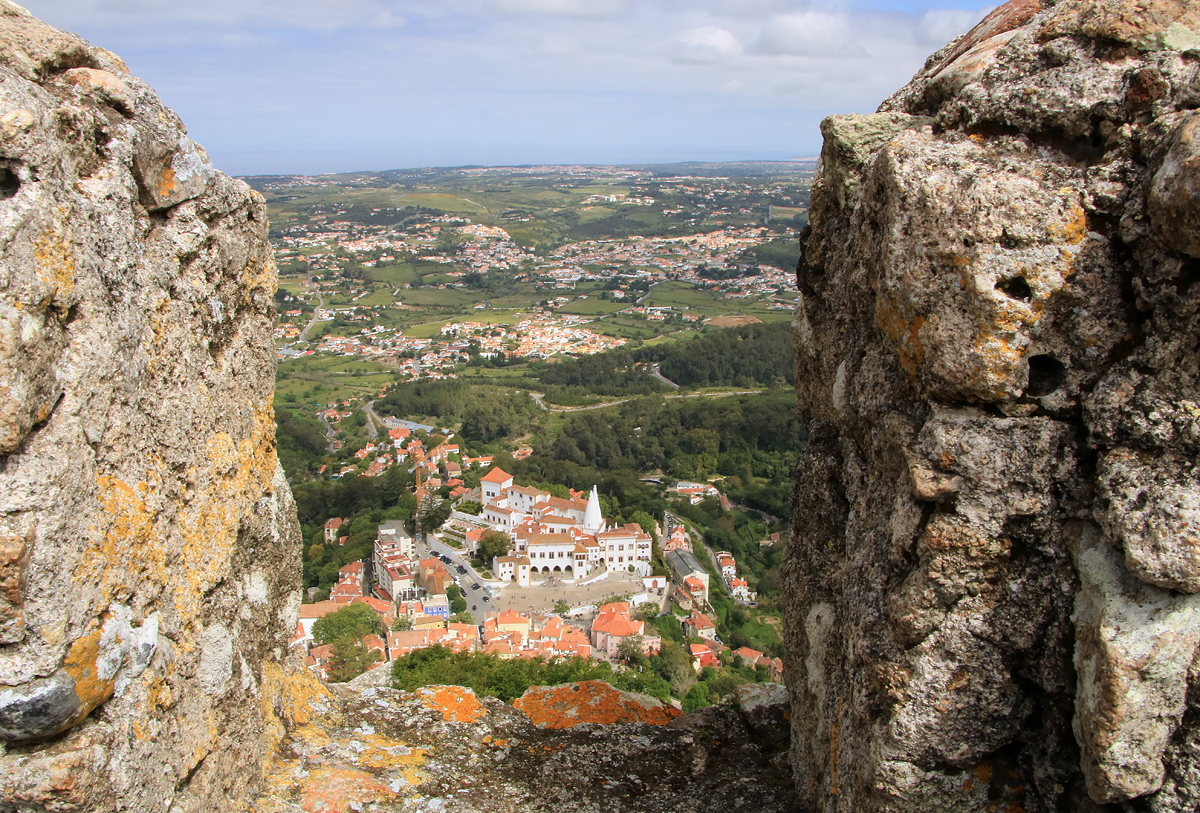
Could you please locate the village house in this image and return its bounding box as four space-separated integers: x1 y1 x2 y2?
716 552 737 580
323 517 343 544
590 602 660 658
667 549 710 605
683 612 718 642
688 642 720 672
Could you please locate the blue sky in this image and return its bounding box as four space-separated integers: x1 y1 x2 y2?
22 0 992 176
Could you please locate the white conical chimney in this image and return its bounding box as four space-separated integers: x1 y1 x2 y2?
583 485 603 533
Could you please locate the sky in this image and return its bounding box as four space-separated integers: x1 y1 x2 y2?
22 0 992 176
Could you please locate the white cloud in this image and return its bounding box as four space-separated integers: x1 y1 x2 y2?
752 11 864 58
492 0 629 18
675 26 742 63
917 7 990 47
18 0 1000 174
369 10 407 29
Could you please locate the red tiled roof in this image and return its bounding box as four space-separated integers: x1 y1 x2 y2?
481 467 513 484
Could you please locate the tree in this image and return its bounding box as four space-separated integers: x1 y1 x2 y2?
478 530 511 562
312 603 384 646
681 682 712 713
616 635 647 668
325 636 380 683
457 500 483 516
391 616 413 631
448 611 475 624
447 584 468 614
420 500 452 533
554 600 570 615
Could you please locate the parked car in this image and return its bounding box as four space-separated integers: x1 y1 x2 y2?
482 595 490 602
471 583 480 590
456 566 466 574
471 605 477 611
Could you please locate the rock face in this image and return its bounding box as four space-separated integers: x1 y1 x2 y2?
0 3 300 810
513 679 684 729
785 0 1200 810
253 675 796 813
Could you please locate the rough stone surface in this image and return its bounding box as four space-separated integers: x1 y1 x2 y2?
513 679 684 729
253 674 797 813
0 2 301 810
786 0 1200 809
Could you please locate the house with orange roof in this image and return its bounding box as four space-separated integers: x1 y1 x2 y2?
481 639 522 659
716 552 737 579
684 612 717 642
689 642 719 672
323 517 343 544
590 602 660 658
480 466 513 506
485 609 531 639
662 526 690 553
733 646 765 667
730 578 752 602
493 554 532 587
483 503 520 532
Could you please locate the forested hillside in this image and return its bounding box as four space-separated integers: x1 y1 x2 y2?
636 321 794 388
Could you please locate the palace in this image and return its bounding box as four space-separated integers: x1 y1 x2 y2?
476 467 653 586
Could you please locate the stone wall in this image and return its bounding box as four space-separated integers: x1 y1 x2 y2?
785 0 1200 810
0 3 301 810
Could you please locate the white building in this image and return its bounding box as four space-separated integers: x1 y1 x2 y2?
481 467 514 506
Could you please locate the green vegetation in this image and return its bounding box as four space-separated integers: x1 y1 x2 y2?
312 602 385 646
391 645 671 702
311 603 387 683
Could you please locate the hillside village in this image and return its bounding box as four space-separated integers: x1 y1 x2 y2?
293 461 783 699
267 165 805 375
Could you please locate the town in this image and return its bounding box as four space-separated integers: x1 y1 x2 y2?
294 461 783 702
262 163 808 380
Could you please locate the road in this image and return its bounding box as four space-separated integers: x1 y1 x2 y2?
417 534 495 613
532 389 764 414
362 400 385 441
317 412 338 453
648 363 680 391
297 292 327 342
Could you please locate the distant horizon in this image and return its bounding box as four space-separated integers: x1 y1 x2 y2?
22 0 993 177
236 156 822 179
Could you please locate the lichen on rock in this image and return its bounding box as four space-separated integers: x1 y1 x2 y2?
786 0 1200 809
0 2 301 810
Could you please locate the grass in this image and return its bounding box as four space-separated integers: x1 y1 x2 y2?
557 299 626 316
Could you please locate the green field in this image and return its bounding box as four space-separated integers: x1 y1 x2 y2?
557 299 626 316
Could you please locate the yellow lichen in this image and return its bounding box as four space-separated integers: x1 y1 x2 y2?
157 166 176 201
242 257 278 303
62 626 117 728
876 296 926 377
35 226 75 303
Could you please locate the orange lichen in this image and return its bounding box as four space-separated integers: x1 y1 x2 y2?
157 166 176 201
61 626 117 728
1050 203 1087 246
260 661 338 781
79 475 165 603
299 767 397 813
416 685 486 723
357 731 427 777
35 225 75 303
876 296 926 377
242 257 278 303
513 680 682 729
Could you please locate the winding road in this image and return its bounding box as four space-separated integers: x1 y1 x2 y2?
529 389 764 414
297 293 327 342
